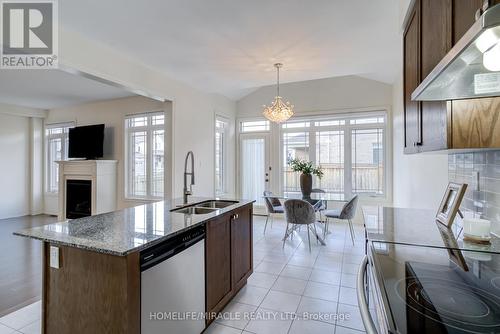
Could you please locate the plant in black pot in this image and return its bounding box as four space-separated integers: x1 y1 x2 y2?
288 158 324 198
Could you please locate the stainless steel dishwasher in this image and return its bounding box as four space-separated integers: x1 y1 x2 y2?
140 225 205 334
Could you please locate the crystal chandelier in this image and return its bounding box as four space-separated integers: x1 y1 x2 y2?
262 63 294 123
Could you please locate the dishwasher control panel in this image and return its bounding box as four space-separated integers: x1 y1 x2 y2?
140 225 206 271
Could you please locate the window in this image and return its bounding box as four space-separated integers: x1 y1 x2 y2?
240 120 270 132
352 128 384 194
316 130 344 193
215 117 229 195
125 112 165 199
282 131 309 193
281 113 386 196
45 122 74 193
282 121 310 129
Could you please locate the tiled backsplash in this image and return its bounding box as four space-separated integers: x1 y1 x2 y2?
449 151 500 236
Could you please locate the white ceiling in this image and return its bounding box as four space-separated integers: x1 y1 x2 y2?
0 70 135 109
60 0 400 100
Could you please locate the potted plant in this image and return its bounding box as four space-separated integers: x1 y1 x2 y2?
288 158 324 197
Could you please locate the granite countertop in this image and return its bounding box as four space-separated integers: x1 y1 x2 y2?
363 206 500 254
14 197 254 256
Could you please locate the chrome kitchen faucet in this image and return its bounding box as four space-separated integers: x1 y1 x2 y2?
183 151 195 204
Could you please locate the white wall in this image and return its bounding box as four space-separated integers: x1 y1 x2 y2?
30 118 44 215
0 104 45 219
392 0 449 209
58 29 237 203
172 93 237 200
237 76 392 117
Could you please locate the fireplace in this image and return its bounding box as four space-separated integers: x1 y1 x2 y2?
57 160 117 220
66 179 92 219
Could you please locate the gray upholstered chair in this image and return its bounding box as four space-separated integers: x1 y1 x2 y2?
263 191 283 234
283 199 319 252
323 195 359 244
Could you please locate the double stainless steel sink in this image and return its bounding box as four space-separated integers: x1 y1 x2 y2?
171 200 238 215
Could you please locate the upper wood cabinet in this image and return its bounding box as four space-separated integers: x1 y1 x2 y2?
449 98 500 148
420 0 451 152
452 0 484 44
403 2 421 154
403 0 500 154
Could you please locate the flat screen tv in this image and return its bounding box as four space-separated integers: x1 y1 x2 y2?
68 124 105 159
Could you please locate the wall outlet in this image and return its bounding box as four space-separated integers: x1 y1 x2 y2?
50 246 60 269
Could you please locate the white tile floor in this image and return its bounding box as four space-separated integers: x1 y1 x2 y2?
0 301 40 334
0 215 366 334
213 215 367 334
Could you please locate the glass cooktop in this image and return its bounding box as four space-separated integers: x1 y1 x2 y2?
370 241 500 334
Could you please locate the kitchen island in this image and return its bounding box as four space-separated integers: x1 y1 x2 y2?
15 197 254 334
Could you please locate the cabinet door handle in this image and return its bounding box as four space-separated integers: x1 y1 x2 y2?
232 214 239 220
417 107 423 147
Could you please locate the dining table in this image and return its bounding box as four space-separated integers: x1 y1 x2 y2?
263 192 348 246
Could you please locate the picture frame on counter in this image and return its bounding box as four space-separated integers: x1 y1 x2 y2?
436 182 467 228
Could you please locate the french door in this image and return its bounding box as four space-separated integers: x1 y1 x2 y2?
239 133 270 213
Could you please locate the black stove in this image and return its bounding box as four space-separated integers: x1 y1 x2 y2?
369 242 500 334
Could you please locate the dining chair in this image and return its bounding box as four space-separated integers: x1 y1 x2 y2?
263 191 283 234
283 199 319 252
323 195 359 244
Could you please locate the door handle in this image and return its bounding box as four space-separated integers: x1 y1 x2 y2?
417 107 423 147
357 256 378 334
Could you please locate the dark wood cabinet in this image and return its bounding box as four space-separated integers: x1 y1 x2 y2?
205 214 232 314
421 0 452 78
452 0 484 44
420 0 451 152
404 0 451 154
403 1 421 154
205 204 253 325
231 205 253 291
403 0 500 154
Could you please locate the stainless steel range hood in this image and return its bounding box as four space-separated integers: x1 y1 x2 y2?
412 4 500 101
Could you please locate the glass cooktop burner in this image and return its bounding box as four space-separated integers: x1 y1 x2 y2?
393 263 500 333
395 276 500 331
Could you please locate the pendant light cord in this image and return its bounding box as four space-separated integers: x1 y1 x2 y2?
276 64 280 97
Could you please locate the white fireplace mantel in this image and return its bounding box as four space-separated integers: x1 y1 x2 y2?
56 160 117 220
